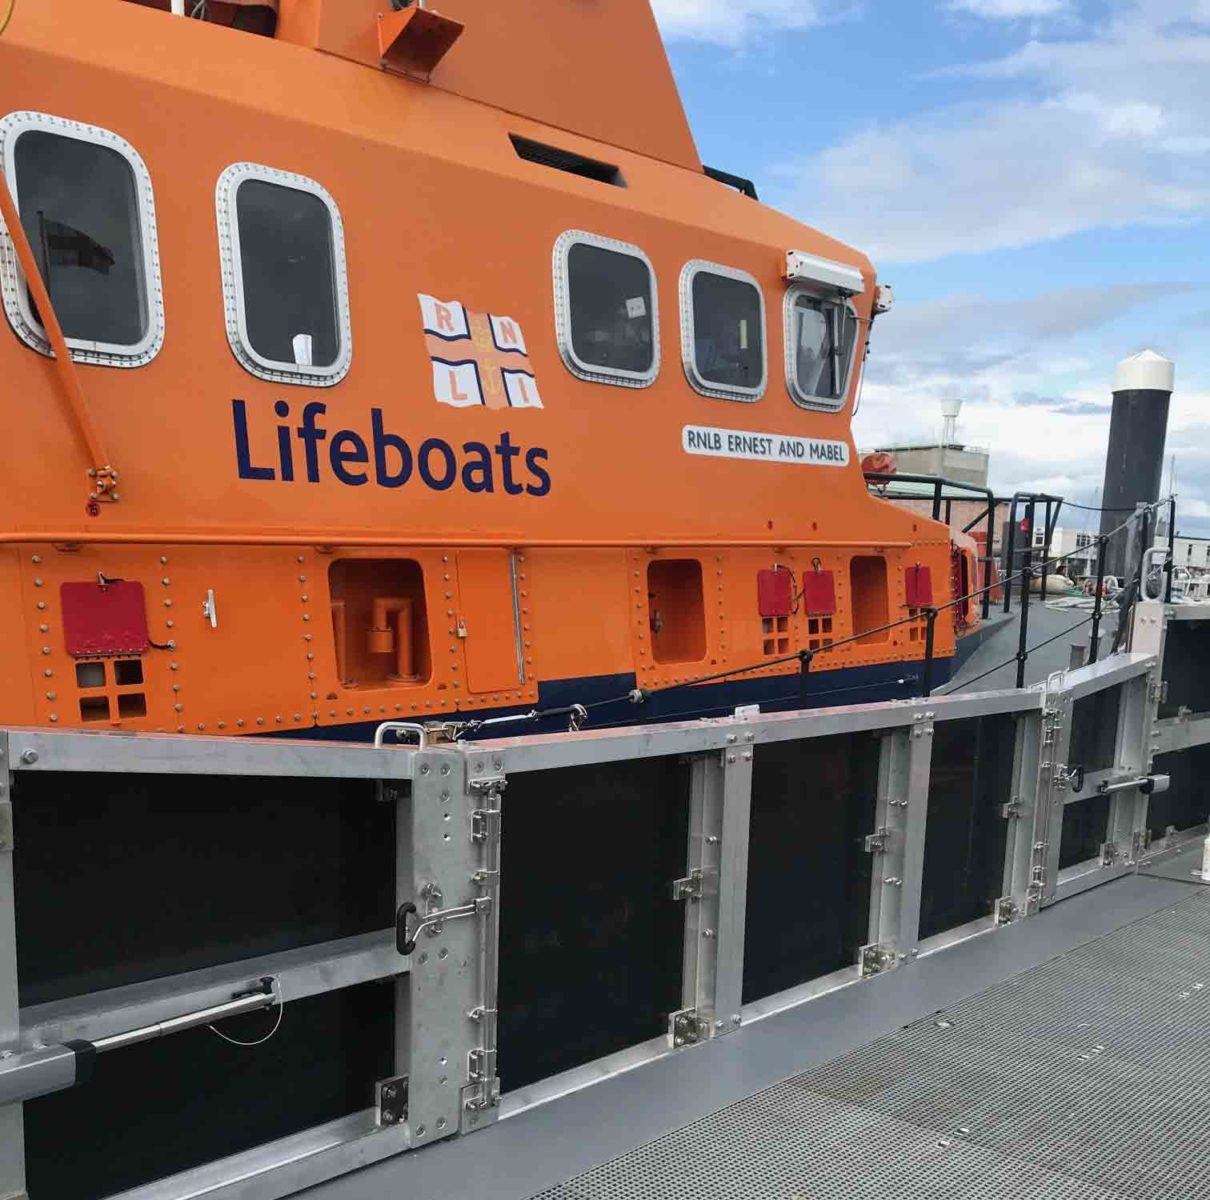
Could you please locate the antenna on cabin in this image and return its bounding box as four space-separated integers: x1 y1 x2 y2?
940 397 962 446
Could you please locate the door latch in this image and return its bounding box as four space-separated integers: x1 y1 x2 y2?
396 895 491 955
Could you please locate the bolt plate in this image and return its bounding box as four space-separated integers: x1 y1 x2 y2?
376 1075 409 1126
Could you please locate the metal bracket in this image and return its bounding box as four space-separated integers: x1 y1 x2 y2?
994 897 1019 926
0 802 12 854
1100 841 1119 867
669 1007 708 1047
671 868 704 901
375 1075 408 1127
1001 797 1024 820
864 826 891 854
859 942 896 977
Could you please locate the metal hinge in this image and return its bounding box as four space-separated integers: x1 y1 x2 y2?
464 1048 500 1113
375 1075 408 1126
468 776 507 796
1100 841 1119 867
994 897 1018 926
864 826 891 854
470 808 501 843
1001 797 1024 820
671 868 704 901
1149 679 1169 704
0 801 12 854
669 1007 708 1047
859 942 896 977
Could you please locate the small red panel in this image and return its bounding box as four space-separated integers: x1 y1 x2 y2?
61 581 150 658
905 565 934 609
801 570 836 617
757 568 793 618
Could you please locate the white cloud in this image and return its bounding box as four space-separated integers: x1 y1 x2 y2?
766 0 1210 263
853 283 1210 529
650 0 851 44
950 0 1069 17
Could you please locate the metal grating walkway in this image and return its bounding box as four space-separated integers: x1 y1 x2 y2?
533 888 1210 1200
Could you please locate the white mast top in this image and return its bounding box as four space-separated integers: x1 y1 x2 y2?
1114 349 1174 394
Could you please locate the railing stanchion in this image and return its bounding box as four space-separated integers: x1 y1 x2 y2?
1088 537 1107 664
1003 496 1019 613
1015 499 1035 688
983 499 995 620
1039 499 1052 606
797 649 813 708
1165 495 1176 603
922 608 937 697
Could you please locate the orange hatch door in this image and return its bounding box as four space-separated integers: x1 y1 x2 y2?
456 549 521 696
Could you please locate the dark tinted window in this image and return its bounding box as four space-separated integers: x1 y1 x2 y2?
791 293 857 405
14 130 147 346
566 242 654 376
690 270 763 392
236 179 339 369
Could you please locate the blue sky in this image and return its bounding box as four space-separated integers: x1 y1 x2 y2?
655 0 1210 532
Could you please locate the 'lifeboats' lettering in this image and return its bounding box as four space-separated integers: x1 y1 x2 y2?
682 424 849 467
232 399 552 496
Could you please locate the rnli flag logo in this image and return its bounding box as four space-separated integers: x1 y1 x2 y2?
418 294 544 410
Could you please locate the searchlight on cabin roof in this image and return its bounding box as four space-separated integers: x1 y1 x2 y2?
784 249 864 295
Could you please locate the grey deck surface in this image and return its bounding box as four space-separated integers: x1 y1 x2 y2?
305 849 1205 1200
533 855 1210 1199
946 601 1120 693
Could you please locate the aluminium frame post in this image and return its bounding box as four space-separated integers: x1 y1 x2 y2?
1035 680 1075 907
0 732 24 1200
1105 667 1161 866
678 740 753 1038
863 713 933 974
397 745 504 1147
998 710 1045 922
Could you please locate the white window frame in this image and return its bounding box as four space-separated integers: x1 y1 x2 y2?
553 229 659 388
216 162 352 387
0 110 165 368
679 260 766 403
783 285 860 413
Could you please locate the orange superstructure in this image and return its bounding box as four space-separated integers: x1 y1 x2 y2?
0 0 966 737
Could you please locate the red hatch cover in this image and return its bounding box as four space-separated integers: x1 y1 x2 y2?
757 568 793 618
61 581 150 658
905 565 934 609
801 569 836 617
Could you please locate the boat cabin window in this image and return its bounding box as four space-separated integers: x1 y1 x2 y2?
217 163 352 386
0 112 164 366
554 230 659 387
680 261 766 401
785 288 858 411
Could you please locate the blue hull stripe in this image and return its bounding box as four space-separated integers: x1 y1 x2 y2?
287 657 948 744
